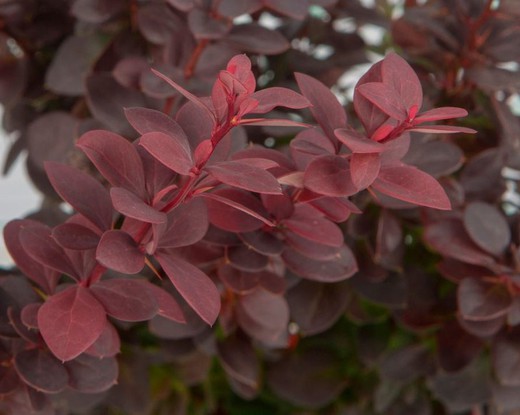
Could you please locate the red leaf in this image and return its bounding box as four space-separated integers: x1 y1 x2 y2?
139 131 194 175
206 160 282 194
77 130 146 198
371 165 451 210
356 82 407 121
160 197 209 248
250 87 310 114
304 155 357 197
44 162 112 232
414 107 468 123
284 215 344 247
96 230 145 274
458 278 512 321
237 118 309 128
350 152 381 190
381 52 423 111
110 187 166 224
84 322 120 358
335 128 384 153
38 286 107 361
146 284 186 322
295 72 347 140
408 125 476 134
52 223 100 251
155 252 220 325
90 279 159 322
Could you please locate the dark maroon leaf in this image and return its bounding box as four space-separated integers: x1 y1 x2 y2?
77 129 146 198
437 320 483 372
96 230 145 274
71 0 126 23
45 35 106 96
27 112 77 171
379 344 434 383
21 303 40 329
84 321 120 358
402 139 464 178
285 231 341 260
145 284 185 323
137 2 184 45
371 165 451 210
217 335 260 393
225 24 289 55
14 349 69 393
218 0 261 17
139 131 194 175
90 279 159 322
493 330 520 386
295 73 347 140
0 365 20 395
236 287 289 347
458 278 512 321
206 160 282 194
267 349 347 409
463 202 511 256
45 161 112 231
304 155 357 197
65 354 118 393
238 230 284 256
227 245 268 272
52 223 100 250
188 8 231 39
218 264 259 294
38 285 107 361
288 280 351 336
19 222 79 280
202 189 273 232
424 219 496 267
283 246 357 282
155 252 220 325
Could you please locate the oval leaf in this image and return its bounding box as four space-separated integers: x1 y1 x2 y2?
96 230 145 274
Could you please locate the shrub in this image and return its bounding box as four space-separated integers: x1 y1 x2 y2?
0 1 518 414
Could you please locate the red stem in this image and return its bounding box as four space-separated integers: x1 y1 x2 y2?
184 39 210 80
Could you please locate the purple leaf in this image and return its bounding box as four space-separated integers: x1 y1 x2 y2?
250 87 310 114
463 202 511 256
90 279 159 322
356 82 408 121
139 131 194 175
145 284 185 322
295 73 347 140
206 160 282 194
239 230 284 256
458 278 512 321
65 354 118 393
150 68 215 121
77 129 146 198
110 187 166 224
493 330 520 386
225 23 289 54
264 0 309 19
350 152 381 190
96 230 145 274
14 349 69 393
45 161 112 231
38 285 107 361
237 118 309 128
236 287 289 347
218 264 259 294
155 252 220 325
371 165 451 210
304 155 357 197
84 322 120 358
227 245 269 272
285 231 341 261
